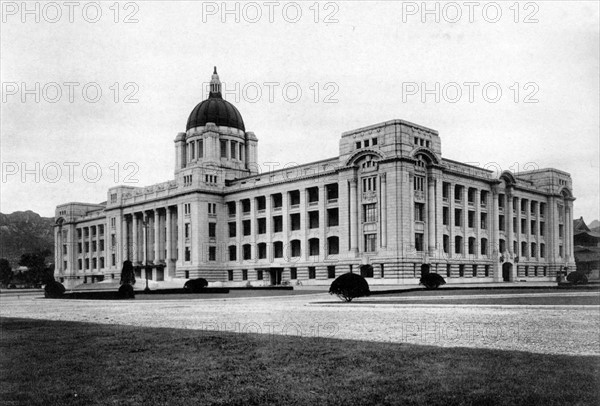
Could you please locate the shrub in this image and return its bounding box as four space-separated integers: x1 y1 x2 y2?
120 260 136 286
566 271 588 285
329 272 370 302
118 283 135 299
183 278 208 293
420 273 446 289
44 281 65 298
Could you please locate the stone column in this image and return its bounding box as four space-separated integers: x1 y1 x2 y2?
526 200 532 259
166 207 172 276
462 186 468 257
492 186 501 281
154 209 160 264
349 178 359 254
449 182 455 257
142 213 149 265
380 173 387 248
515 196 522 258
132 213 139 264
427 175 436 255
507 192 514 257
97 225 102 271
475 189 481 258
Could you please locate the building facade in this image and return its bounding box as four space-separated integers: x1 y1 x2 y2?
54 69 576 288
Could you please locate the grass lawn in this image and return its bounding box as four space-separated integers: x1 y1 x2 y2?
1 318 599 406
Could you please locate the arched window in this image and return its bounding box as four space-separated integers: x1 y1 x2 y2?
327 236 339 255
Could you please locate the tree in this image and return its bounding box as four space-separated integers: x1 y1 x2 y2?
18 249 53 286
329 272 370 302
0 258 12 286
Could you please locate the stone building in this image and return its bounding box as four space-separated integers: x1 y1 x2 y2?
54 68 576 288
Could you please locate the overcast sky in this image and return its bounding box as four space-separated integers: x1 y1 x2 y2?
1 1 598 221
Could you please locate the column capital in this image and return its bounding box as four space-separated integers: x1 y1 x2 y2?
349 178 358 187
380 172 387 182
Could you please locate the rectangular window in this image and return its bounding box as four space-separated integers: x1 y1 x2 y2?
273 216 283 232
220 140 227 158
257 218 266 234
241 269 248 281
184 223 190 239
327 266 336 279
272 193 282 209
363 176 377 193
185 247 191 261
209 246 216 261
208 223 216 238
364 234 377 252
327 208 339 227
230 141 237 160
414 203 425 222
290 267 297 280
289 190 300 206
454 209 462 227
309 211 319 229
198 140 203 158
468 211 475 228
228 222 236 238
228 270 233 281
326 183 339 201
413 176 424 192
442 207 449 225
307 187 319 204
308 266 316 279
243 220 251 236
290 213 301 231
257 270 263 280
228 246 236 261
363 203 377 223
480 213 487 229
415 233 424 252
443 235 449 253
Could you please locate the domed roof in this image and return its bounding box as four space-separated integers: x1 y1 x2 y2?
186 67 246 132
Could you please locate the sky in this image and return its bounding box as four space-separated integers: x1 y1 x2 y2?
1 1 599 222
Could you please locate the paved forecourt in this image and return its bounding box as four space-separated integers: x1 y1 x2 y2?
1 290 598 356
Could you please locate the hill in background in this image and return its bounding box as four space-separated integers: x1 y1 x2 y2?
0 211 54 268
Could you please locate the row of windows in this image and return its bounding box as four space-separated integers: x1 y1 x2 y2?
76 225 105 238
228 237 341 261
355 137 378 149
227 209 340 237
77 257 106 270
228 185 339 216
73 240 106 254
414 137 431 148
226 265 339 281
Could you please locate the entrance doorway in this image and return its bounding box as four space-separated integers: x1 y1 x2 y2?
269 268 283 285
502 263 512 282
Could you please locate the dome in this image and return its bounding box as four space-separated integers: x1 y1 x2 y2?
186 67 246 132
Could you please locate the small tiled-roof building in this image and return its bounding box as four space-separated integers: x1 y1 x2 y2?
573 217 600 279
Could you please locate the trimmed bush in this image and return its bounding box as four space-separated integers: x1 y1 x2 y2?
183 278 209 293
118 283 135 299
329 272 370 302
120 260 136 286
566 271 588 285
420 273 446 289
44 281 66 298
